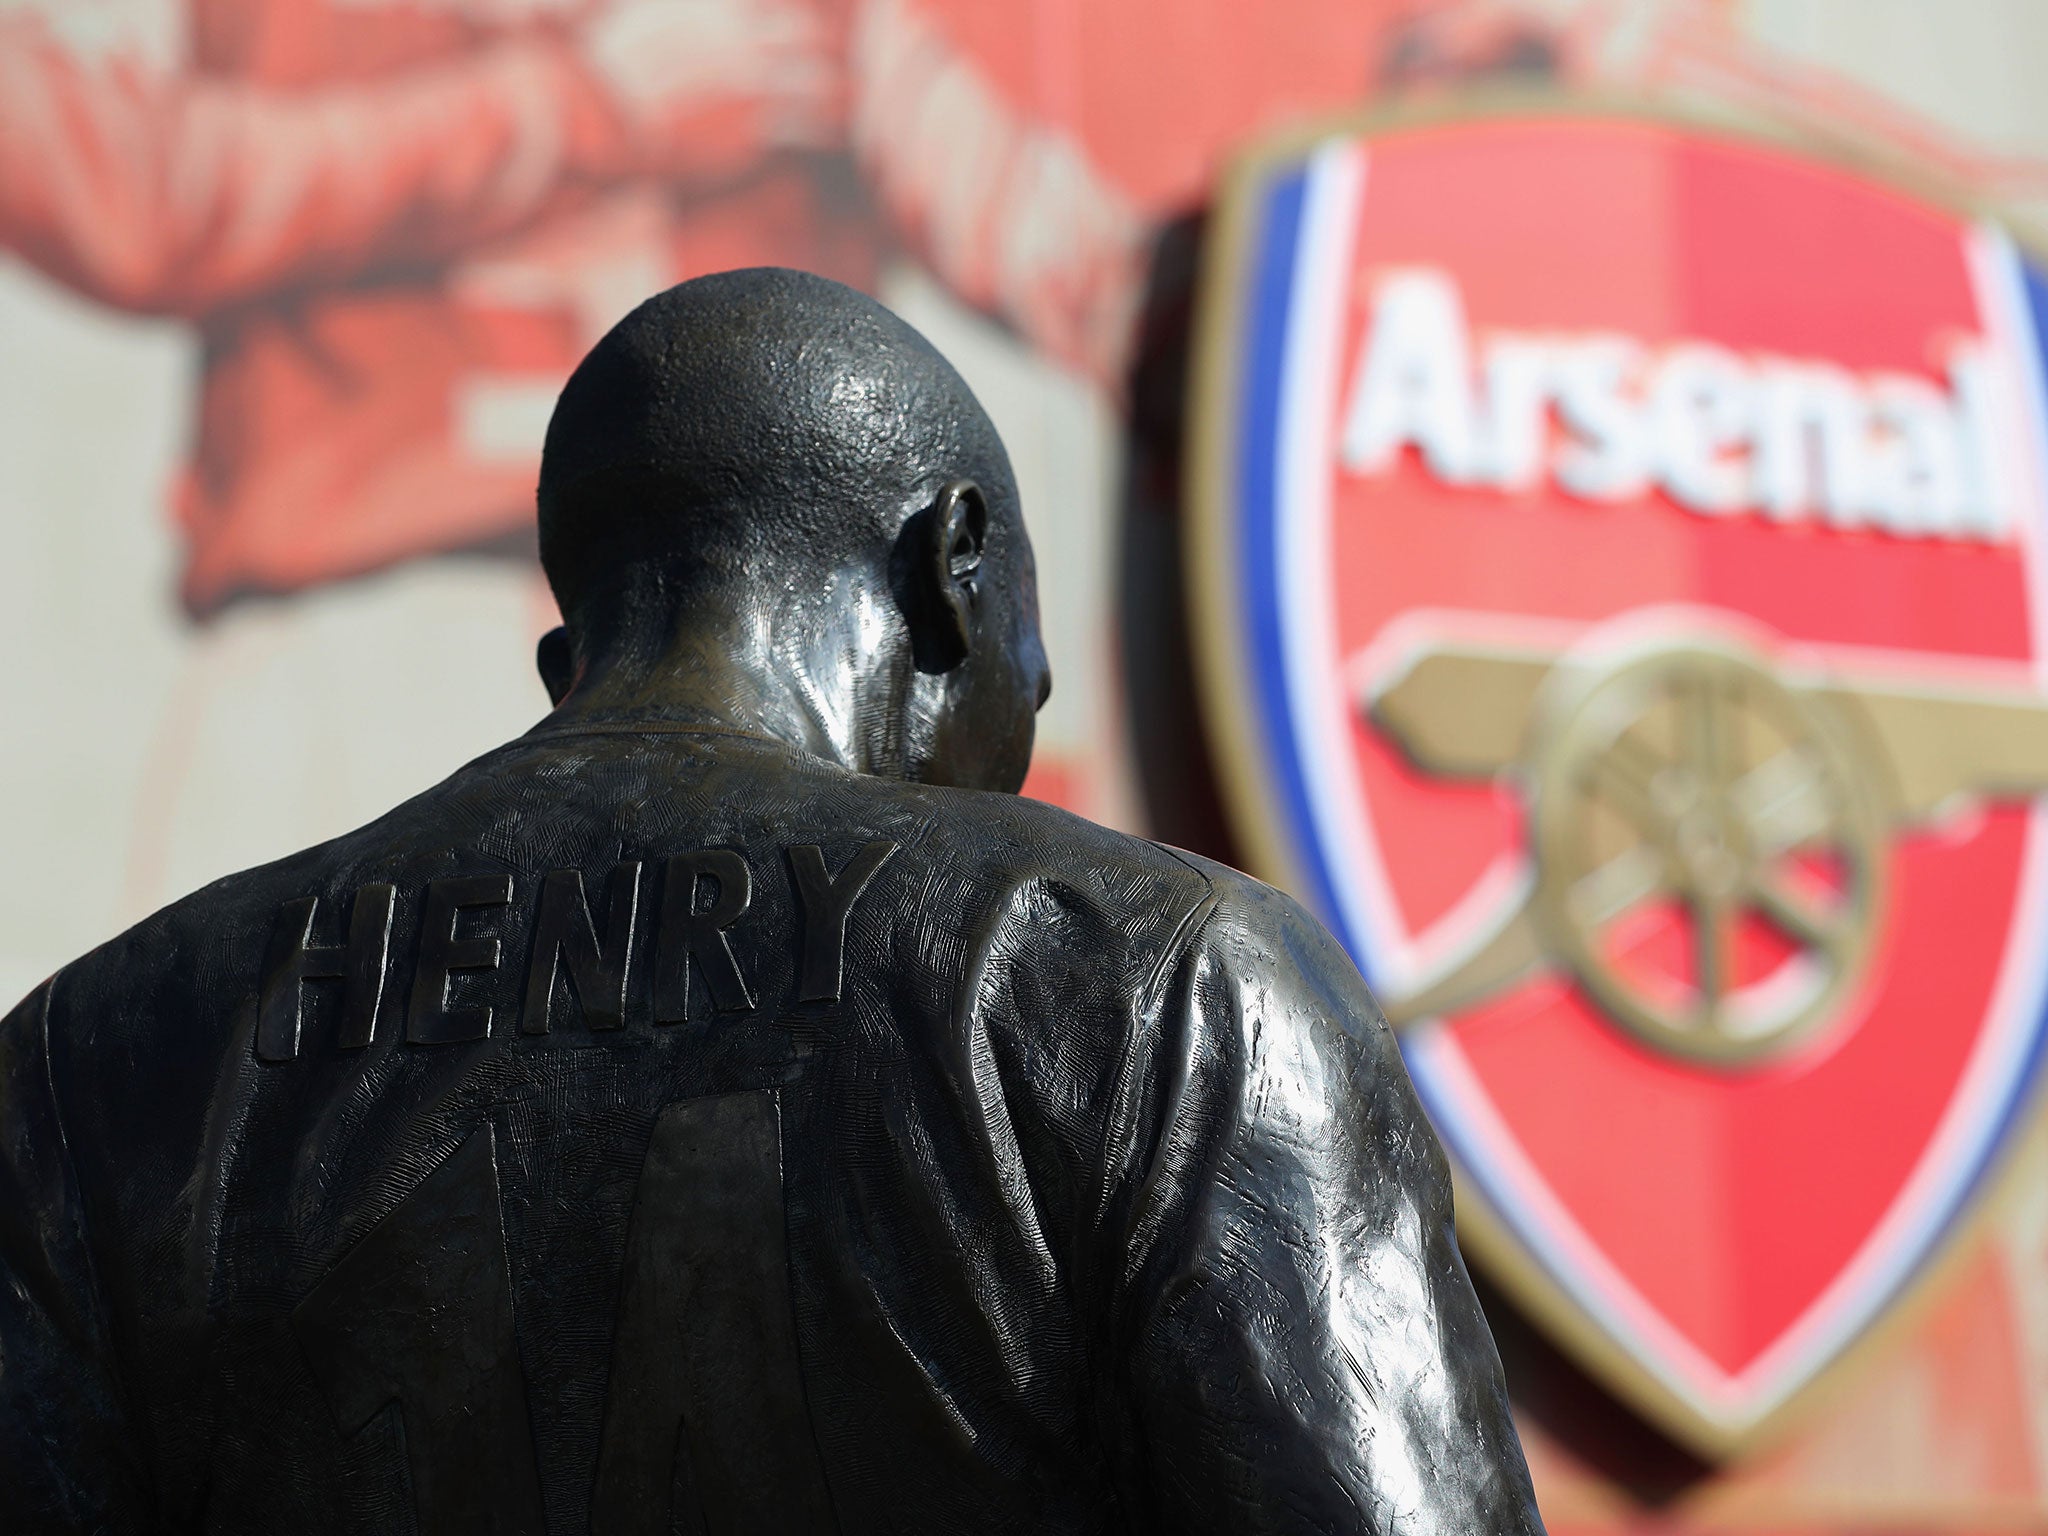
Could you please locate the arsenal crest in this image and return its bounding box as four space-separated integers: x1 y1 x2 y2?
1187 104 2048 1456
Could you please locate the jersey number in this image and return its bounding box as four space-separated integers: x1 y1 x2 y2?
292 1091 836 1534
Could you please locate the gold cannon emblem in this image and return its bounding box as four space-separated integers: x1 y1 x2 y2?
1366 620 2048 1063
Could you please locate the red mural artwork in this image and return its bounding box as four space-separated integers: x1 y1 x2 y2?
0 0 1537 616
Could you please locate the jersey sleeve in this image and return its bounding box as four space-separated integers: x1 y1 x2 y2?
0 15 630 316
1108 871 1545 1535
0 977 148 1532
845 0 1148 388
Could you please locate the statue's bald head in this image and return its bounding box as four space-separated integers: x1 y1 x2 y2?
539 268 1016 632
535 268 1049 792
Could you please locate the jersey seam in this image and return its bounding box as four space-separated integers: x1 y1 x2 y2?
1140 844 1222 1012
33 967 148 1498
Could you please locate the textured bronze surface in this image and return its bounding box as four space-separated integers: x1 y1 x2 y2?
0 270 1542 1533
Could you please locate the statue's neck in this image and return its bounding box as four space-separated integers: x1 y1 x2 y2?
542 595 911 775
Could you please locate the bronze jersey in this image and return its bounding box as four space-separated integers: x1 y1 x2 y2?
0 723 1543 1534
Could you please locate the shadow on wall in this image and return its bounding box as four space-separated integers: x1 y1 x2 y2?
1116 208 1241 870
1475 1269 1718 1505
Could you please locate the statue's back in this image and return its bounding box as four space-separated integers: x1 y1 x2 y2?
5 723 1226 1532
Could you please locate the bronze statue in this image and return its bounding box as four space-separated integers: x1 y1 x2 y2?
0 269 1545 1533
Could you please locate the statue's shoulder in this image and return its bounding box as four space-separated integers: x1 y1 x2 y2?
50 835 352 1017
889 779 1220 902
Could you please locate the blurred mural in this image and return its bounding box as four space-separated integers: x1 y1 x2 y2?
9 0 2048 1527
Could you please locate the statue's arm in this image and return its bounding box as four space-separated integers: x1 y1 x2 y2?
0 977 149 1531
0 16 630 316
1112 875 1545 1535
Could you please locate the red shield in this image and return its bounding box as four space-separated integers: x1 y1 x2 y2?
1189 108 2048 1455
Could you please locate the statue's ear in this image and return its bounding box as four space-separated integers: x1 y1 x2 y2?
911 480 985 675
537 626 576 705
